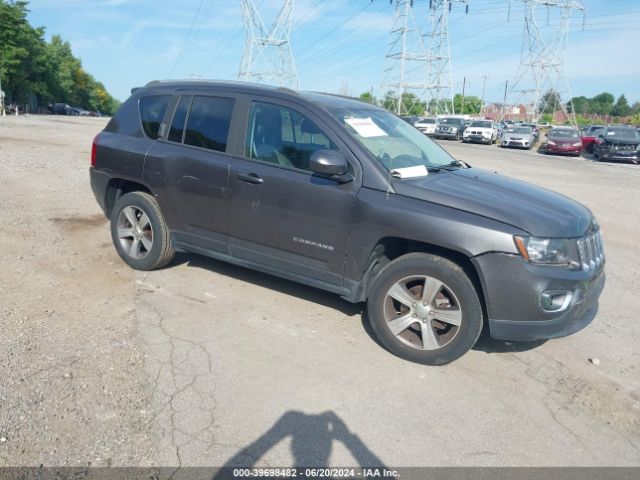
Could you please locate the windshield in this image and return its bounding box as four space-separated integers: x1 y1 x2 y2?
550 130 579 138
439 118 461 125
509 127 532 134
605 128 640 140
470 121 492 128
329 107 456 173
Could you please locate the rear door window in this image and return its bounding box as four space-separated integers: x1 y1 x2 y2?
139 95 171 139
184 96 235 152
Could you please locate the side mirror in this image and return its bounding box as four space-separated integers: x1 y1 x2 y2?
309 150 348 176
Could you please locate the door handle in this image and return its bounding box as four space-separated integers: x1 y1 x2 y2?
236 173 263 184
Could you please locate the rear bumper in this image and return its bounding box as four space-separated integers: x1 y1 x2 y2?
473 253 605 341
89 167 111 216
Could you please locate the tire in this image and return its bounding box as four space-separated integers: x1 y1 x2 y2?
110 191 175 271
367 253 483 365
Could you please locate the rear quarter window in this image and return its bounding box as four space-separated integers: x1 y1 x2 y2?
139 95 172 139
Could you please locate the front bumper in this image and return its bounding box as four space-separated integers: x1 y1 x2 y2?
472 253 605 341
501 138 532 148
464 134 492 144
547 145 582 155
417 127 436 135
598 150 639 162
435 130 459 139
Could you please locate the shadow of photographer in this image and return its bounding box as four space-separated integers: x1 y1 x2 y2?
212 411 386 479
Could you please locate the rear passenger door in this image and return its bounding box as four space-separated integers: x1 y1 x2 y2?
143 93 240 253
227 99 359 285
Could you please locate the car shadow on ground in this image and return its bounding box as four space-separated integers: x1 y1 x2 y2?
173 252 547 357
172 252 363 317
211 410 386 478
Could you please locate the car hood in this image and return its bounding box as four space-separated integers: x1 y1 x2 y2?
549 137 580 143
393 168 593 237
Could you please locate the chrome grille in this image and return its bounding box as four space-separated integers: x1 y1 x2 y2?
577 231 604 272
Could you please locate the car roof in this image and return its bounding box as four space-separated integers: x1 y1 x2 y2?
139 79 383 112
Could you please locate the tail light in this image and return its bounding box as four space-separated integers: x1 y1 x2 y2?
91 133 100 167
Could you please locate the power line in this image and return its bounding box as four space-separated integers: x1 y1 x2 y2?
168 0 208 77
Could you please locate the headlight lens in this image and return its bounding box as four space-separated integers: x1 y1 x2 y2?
514 236 579 266
547 140 556 146
572 142 582 147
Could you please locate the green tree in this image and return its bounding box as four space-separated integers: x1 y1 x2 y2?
0 0 120 114
453 93 481 114
382 91 425 116
359 91 376 105
539 89 562 115
589 92 615 115
568 96 590 114
611 94 631 117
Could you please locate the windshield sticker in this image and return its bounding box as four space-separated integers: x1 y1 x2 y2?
390 165 429 179
345 117 388 138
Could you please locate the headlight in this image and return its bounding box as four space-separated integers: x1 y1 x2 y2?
451 127 458 132
547 140 556 146
572 142 582 147
514 236 580 267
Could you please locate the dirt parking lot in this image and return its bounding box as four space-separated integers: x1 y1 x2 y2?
1 115 639 468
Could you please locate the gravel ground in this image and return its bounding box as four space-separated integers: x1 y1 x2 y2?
0 115 639 468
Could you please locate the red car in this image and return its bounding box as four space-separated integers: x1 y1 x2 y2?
542 128 583 156
581 125 606 153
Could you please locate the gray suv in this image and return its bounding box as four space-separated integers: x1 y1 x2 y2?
90 81 605 365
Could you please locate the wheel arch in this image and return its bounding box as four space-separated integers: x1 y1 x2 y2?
358 237 488 322
104 178 153 218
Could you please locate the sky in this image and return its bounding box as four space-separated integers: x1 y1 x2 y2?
27 0 640 105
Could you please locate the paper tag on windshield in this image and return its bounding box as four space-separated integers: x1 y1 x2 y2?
390 165 429 179
345 117 387 137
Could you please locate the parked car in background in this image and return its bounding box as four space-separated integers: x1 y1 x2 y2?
593 126 640 164
500 126 535 149
581 125 606 153
400 115 421 125
462 120 496 144
414 117 438 135
521 123 540 142
434 117 466 140
541 128 583 156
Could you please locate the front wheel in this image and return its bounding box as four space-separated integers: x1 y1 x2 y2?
110 191 175 271
367 253 483 365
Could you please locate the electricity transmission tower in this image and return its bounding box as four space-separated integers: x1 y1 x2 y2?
381 0 431 116
426 0 468 115
503 0 585 125
238 0 299 89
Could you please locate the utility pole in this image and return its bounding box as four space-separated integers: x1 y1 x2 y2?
381 0 430 116
425 0 469 115
480 75 488 115
238 0 298 89
502 0 585 126
460 76 466 115
501 80 508 121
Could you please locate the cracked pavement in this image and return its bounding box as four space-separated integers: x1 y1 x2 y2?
0 116 639 467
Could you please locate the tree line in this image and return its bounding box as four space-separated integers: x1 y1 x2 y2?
360 89 640 125
0 0 120 114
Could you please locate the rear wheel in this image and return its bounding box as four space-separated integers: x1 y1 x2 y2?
110 192 175 270
367 253 483 365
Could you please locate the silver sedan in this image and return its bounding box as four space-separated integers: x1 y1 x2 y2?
500 126 535 150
